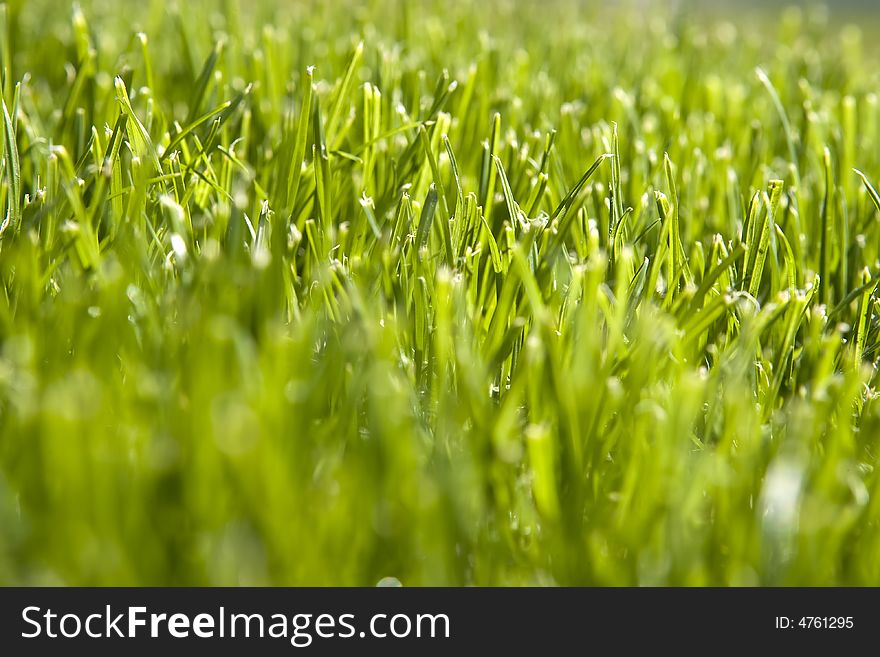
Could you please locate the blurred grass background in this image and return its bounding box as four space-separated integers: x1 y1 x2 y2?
1 0 880 586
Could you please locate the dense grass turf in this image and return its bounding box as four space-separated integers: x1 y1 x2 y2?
2 0 880 585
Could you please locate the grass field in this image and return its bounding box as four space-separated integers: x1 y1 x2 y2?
2 0 880 585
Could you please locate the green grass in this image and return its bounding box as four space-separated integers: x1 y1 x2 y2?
2 0 880 585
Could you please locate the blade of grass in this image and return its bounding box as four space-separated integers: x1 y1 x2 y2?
0 96 19 238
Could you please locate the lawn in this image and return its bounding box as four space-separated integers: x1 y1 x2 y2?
1 0 879 585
